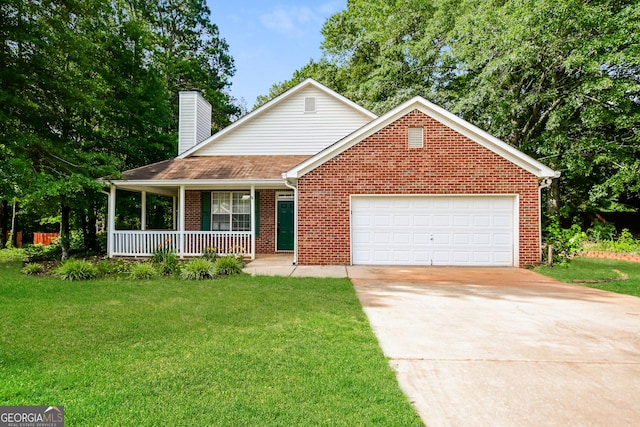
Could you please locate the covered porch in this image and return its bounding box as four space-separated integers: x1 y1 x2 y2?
102 155 308 259
106 184 259 259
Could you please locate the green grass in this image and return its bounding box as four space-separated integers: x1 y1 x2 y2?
535 257 640 297
0 259 421 426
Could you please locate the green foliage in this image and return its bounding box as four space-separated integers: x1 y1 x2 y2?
23 244 62 262
610 229 639 253
150 244 175 263
55 259 98 281
95 259 129 277
543 221 587 266
128 262 158 280
0 248 25 263
586 222 617 242
214 255 244 277
201 246 218 261
268 0 640 216
181 259 216 280
151 245 180 276
21 263 44 276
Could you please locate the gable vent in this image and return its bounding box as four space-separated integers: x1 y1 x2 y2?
408 127 424 148
304 96 316 113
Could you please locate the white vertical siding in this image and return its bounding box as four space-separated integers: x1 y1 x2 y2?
192 86 374 156
178 91 211 155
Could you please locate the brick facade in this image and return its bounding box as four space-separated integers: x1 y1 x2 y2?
256 190 277 254
185 191 201 231
296 109 541 266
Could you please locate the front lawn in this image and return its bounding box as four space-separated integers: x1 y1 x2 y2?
0 259 421 426
535 257 640 297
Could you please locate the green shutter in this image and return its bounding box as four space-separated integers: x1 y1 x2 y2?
254 192 260 237
201 192 211 231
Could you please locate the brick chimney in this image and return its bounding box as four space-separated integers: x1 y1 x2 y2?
178 91 212 155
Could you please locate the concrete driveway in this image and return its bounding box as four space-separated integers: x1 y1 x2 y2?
348 266 640 427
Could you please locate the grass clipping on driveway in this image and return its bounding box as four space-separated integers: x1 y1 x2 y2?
0 261 421 426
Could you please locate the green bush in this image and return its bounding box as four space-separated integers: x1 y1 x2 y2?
201 246 218 261
21 263 44 275
586 222 616 242
23 243 61 262
95 259 130 277
55 259 98 281
214 255 244 277
151 243 175 263
156 251 180 276
610 229 639 253
543 221 587 266
129 262 157 280
0 248 25 263
181 258 215 280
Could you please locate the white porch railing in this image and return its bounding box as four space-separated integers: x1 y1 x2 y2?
112 231 253 258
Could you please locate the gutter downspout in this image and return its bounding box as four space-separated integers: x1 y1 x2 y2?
284 177 298 265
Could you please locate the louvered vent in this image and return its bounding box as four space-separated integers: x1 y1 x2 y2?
304 96 316 113
408 127 424 148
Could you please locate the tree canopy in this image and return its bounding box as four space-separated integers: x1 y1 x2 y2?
0 0 238 252
263 0 640 219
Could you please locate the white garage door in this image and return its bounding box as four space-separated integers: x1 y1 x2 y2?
351 196 516 266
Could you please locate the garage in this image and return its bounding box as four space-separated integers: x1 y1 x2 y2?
351 195 517 266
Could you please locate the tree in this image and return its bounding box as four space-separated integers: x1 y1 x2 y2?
0 0 239 256
265 0 640 220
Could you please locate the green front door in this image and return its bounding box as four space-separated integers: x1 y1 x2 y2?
277 200 294 251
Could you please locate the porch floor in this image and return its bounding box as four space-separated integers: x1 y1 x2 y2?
243 254 349 278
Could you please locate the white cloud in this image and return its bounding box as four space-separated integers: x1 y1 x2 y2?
260 2 343 38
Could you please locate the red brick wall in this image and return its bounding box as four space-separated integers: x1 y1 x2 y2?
185 191 201 231
256 190 277 254
296 109 541 266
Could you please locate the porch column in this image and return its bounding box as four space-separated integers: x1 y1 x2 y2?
250 185 256 260
107 185 116 258
141 191 147 231
178 185 185 259
172 196 177 230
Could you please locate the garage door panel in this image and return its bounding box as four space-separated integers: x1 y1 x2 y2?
352 196 516 266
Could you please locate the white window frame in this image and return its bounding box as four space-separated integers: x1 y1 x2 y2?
210 191 251 231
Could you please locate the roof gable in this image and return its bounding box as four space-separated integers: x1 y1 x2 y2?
284 96 559 179
178 79 377 158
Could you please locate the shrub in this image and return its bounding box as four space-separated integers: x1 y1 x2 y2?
0 248 25 263
22 263 44 275
151 242 175 263
23 243 61 262
586 222 616 242
543 221 587 266
95 259 130 277
610 229 639 253
214 255 244 277
55 259 98 281
201 246 218 261
129 262 157 280
157 251 181 276
181 258 215 280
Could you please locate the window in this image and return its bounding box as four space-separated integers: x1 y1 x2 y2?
408 127 424 148
211 192 251 231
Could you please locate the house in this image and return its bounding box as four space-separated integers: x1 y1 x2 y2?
102 79 559 266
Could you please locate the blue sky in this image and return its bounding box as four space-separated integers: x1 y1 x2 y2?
207 0 346 108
